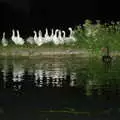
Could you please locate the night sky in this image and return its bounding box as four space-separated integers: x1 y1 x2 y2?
0 0 119 36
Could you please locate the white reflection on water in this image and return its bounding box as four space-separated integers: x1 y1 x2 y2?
1 60 77 89
12 62 24 82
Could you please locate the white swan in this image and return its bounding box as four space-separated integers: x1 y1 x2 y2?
16 30 25 45
52 29 59 45
1 32 8 47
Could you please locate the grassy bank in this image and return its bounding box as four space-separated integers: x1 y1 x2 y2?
1 19 120 57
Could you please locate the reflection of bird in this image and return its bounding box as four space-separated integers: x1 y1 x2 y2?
102 47 112 63
1 32 8 47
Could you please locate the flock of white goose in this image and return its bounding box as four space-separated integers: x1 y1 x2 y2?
1 27 76 47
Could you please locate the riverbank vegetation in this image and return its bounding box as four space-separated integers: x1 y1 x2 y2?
1 19 120 57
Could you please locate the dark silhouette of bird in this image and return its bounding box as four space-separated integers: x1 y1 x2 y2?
102 46 112 63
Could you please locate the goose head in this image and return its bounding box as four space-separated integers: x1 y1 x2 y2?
68 27 72 31
33 30 37 37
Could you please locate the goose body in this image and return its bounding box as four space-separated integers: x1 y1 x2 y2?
44 28 50 43
33 30 43 46
62 30 72 44
11 29 18 45
37 30 43 46
68 27 76 42
49 29 54 42
58 30 64 44
26 36 35 45
11 30 24 45
33 30 38 45
52 29 59 45
16 30 25 45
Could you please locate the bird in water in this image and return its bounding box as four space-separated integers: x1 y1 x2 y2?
102 46 112 63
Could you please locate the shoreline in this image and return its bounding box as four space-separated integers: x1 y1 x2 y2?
0 47 120 58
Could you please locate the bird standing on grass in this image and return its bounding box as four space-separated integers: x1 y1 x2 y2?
1 32 8 47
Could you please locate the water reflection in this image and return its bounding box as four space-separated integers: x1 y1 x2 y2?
0 58 78 92
0 57 120 96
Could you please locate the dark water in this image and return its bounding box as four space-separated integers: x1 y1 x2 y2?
0 56 120 120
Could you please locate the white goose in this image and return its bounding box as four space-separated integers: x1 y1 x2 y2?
62 30 72 43
26 36 35 45
11 29 18 45
52 29 59 45
68 27 76 42
58 30 64 44
16 30 25 45
37 30 43 46
49 29 54 42
44 28 50 43
33 30 38 45
1 32 8 47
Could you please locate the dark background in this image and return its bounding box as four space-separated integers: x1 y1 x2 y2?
0 0 118 37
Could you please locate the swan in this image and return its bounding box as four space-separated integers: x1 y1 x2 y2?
68 27 76 42
16 30 25 45
52 29 59 45
1 32 8 47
